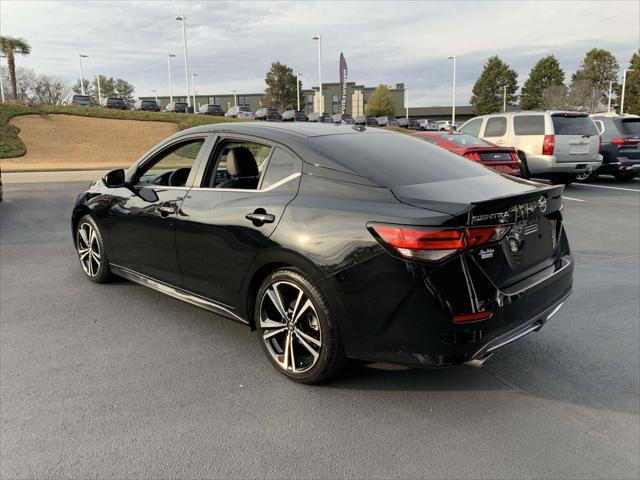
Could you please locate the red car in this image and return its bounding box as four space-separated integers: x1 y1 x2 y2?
411 131 521 176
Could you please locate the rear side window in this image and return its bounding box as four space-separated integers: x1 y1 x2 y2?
443 134 490 146
551 115 598 136
261 148 300 190
619 119 640 136
460 118 483 137
484 117 507 137
514 115 545 135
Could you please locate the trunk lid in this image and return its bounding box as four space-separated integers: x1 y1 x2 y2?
392 176 564 287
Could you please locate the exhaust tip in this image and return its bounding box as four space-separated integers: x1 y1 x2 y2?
465 353 493 368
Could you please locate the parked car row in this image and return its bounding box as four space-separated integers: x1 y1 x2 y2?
456 110 639 184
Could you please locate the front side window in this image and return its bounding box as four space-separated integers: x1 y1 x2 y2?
136 139 205 187
460 118 483 137
205 140 272 189
514 115 545 135
484 117 507 137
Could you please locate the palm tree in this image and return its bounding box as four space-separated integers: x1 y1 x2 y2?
0 36 31 101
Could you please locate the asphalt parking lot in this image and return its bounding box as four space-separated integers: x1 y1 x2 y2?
1 177 639 479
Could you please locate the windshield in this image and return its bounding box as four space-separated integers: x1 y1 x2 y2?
73 95 90 101
552 114 598 136
442 134 491 146
240 106 251 112
619 118 640 136
310 132 493 187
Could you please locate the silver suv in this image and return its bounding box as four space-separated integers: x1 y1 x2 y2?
460 111 603 184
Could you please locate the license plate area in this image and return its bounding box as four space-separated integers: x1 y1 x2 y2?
570 142 589 155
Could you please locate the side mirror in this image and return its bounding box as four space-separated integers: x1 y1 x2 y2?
103 169 125 188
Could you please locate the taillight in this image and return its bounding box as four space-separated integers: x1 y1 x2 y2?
453 311 493 324
368 224 510 262
463 152 481 161
611 138 639 146
542 135 555 155
510 152 520 162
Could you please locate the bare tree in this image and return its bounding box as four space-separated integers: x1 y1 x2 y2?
542 84 568 109
33 75 71 105
566 79 594 112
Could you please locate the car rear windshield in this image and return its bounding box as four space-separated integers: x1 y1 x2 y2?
142 100 156 105
551 114 598 136
619 118 640 136
73 95 90 101
239 106 251 112
443 134 491 146
311 132 493 187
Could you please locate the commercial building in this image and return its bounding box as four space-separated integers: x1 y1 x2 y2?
143 82 407 117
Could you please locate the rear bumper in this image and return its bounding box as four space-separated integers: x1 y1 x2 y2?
527 154 602 175
331 248 573 368
597 159 640 174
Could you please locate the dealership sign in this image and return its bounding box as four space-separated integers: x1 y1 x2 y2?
339 53 348 117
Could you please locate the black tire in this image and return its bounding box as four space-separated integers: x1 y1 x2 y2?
614 172 637 181
517 152 531 179
75 215 114 283
255 268 347 384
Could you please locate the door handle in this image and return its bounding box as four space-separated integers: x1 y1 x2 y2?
246 211 275 226
158 204 177 216
495 140 505 144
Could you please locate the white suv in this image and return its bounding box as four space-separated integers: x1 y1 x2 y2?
459 111 602 184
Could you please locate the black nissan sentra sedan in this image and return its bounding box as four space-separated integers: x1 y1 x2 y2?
72 123 573 383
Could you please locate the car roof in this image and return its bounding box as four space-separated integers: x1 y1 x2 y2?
472 110 588 119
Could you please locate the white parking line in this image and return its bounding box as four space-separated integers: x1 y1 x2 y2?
562 196 585 202
577 183 640 193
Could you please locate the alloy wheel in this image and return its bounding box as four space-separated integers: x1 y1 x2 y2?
259 281 322 374
77 222 101 277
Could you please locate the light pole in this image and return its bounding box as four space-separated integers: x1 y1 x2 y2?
296 72 302 111
620 68 634 115
607 80 613 113
191 72 198 110
311 35 322 113
175 15 191 110
152 89 158 103
167 53 176 102
502 85 507 112
96 74 102 105
78 54 88 95
232 90 237 107
445 55 456 125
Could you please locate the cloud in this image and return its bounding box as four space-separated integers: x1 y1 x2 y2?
1 0 638 105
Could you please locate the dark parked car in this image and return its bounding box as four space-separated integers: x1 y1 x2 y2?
165 102 188 113
282 110 308 122
332 113 354 125
589 115 640 181
354 116 379 126
255 108 282 121
307 112 332 123
376 117 399 127
72 123 572 384
101 97 128 110
198 104 225 116
70 94 93 107
134 99 161 112
397 117 421 130
412 131 521 176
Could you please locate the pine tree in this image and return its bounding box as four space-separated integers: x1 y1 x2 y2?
618 50 639 115
520 55 565 110
263 61 298 112
470 56 518 115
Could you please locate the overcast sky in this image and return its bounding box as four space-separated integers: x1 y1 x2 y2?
1 0 638 106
